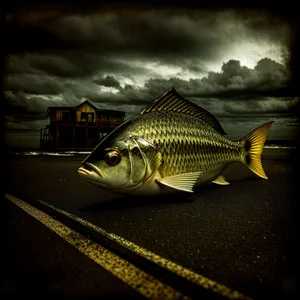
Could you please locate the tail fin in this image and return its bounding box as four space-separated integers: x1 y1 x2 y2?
241 121 273 179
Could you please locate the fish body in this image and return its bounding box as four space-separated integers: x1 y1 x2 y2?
78 88 273 196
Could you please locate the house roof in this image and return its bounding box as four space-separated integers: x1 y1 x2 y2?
71 100 98 112
45 100 126 117
45 107 73 117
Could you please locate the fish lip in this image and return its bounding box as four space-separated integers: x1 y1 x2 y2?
78 164 104 185
78 167 90 176
81 162 104 178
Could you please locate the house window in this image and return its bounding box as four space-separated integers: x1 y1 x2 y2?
81 112 87 121
87 113 94 122
81 112 94 122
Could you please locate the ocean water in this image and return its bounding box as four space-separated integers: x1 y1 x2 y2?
11 151 91 156
264 145 296 149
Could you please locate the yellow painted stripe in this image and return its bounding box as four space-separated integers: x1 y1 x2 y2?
5 193 188 300
26 195 252 300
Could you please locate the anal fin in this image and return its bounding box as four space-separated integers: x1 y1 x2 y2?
212 175 230 185
156 171 202 193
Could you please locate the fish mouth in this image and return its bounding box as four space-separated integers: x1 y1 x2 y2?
78 163 105 186
80 162 104 177
78 167 90 176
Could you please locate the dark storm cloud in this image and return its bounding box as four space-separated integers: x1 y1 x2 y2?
5 52 100 78
238 11 291 43
26 53 147 78
87 58 289 107
3 57 293 118
178 59 208 73
6 9 221 59
5 8 290 72
140 58 290 99
93 75 121 88
4 91 60 116
222 97 299 115
5 55 36 75
4 73 64 95
28 54 81 78
5 51 154 79
4 7 291 96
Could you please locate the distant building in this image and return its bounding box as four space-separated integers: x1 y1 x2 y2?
40 100 126 151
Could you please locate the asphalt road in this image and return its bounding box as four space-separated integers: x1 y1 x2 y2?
2 198 143 298
3 149 299 299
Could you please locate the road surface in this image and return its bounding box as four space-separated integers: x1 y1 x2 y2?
3 149 298 299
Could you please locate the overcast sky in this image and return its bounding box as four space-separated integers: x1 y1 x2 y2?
3 5 299 148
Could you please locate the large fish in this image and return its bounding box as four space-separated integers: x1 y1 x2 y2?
78 87 273 196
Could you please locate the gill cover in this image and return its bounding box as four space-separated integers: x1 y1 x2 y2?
126 137 163 184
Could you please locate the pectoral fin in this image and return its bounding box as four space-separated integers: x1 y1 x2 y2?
156 171 202 193
212 175 230 185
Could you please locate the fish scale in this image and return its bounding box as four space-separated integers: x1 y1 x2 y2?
126 111 241 184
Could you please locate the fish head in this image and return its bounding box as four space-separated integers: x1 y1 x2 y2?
78 129 162 193
78 137 130 190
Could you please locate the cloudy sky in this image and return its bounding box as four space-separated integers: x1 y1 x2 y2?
3 4 299 148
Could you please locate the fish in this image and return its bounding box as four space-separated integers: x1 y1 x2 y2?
78 87 273 196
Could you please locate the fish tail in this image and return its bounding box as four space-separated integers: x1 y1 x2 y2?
240 121 274 179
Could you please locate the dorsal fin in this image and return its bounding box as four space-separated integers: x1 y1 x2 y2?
141 87 226 135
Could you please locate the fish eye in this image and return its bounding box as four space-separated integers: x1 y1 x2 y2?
105 150 121 166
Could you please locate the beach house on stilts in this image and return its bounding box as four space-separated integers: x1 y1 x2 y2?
40 100 126 151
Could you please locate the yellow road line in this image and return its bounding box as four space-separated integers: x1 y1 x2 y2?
34 196 252 300
5 193 188 300
6 193 252 300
